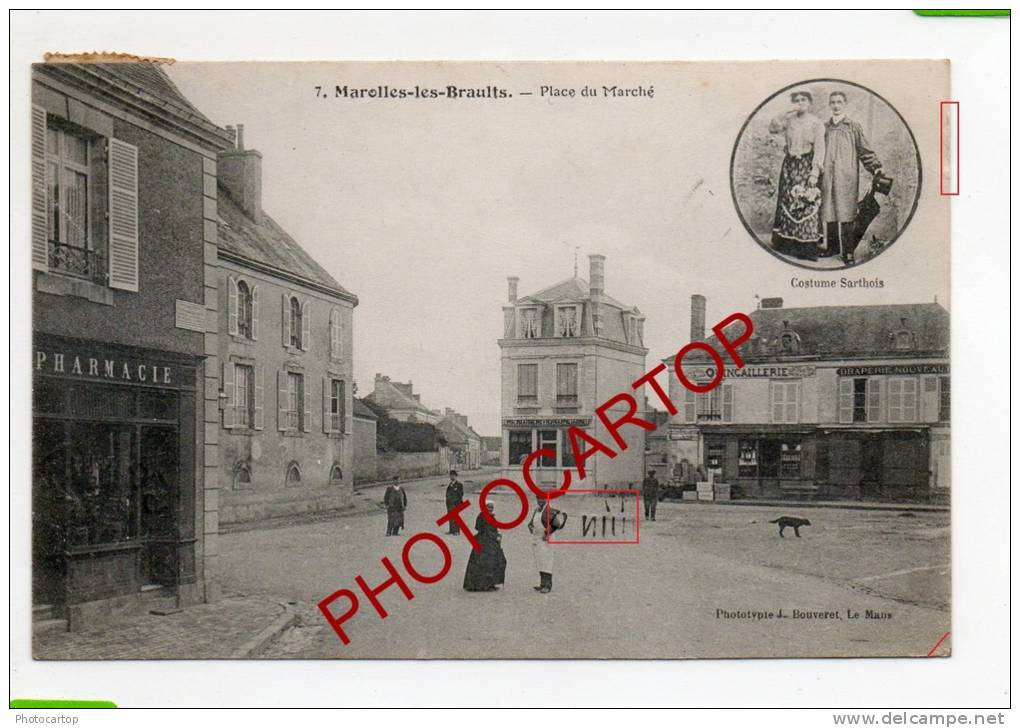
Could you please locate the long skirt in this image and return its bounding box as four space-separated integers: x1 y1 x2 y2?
463 540 507 591
771 152 822 254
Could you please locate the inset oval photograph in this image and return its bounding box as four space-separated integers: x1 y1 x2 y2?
731 79 921 270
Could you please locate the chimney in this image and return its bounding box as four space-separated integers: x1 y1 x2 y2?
218 122 263 224
690 294 706 342
507 276 519 303
588 254 605 298
589 254 605 336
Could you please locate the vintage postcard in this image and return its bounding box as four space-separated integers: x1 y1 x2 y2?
28 59 950 661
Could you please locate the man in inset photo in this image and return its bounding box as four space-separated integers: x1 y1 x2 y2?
821 90 884 264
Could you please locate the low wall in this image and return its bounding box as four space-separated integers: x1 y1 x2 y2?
376 448 450 481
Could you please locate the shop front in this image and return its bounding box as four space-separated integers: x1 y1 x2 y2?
503 416 587 488
702 426 818 499
32 335 200 618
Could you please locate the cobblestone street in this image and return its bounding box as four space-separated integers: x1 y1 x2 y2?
217 475 950 659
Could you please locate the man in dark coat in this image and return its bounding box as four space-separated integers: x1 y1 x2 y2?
383 477 407 536
642 469 660 522
444 469 464 535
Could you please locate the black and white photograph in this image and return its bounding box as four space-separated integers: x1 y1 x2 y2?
731 79 922 269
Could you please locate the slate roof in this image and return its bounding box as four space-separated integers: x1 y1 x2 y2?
366 378 437 417
518 277 633 312
353 398 377 420
682 303 949 363
217 187 355 300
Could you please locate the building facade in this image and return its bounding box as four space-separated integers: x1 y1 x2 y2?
667 296 950 502
214 128 358 524
352 398 379 485
499 255 648 490
31 63 234 626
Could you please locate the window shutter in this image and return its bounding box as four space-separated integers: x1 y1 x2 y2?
282 294 291 347
31 106 48 272
722 384 734 422
838 378 853 423
254 365 264 430
301 300 311 351
251 285 259 340
227 276 238 336
222 362 236 429
303 375 313 432
920 375 939 422
867 377 882 423
683 389 696 423
771 382 783 424
277 370 289 431
322 376 332 433
786 383 799 423
108 137 139 291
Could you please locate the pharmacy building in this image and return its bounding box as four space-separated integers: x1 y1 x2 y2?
31 63 236 627
499 255 648 490
667 297 949 502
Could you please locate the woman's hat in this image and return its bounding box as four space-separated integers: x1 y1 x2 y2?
790 91 813 103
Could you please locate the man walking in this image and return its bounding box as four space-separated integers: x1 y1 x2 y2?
444 469 464 535
821 90 884 264
383 477 407 536
642 469 660 522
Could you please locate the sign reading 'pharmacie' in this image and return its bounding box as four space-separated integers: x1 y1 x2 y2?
34 347 185 387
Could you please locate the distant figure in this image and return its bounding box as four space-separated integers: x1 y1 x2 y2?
462 503 507 592
383 477 407 536
444 469 464 535
642 469 660 521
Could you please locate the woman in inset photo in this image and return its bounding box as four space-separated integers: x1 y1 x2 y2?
768 90 825 261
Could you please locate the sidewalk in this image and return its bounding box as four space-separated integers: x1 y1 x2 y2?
33 593 295 660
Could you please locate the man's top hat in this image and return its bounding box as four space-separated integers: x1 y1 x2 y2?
872 171 893 196
449 469 458 477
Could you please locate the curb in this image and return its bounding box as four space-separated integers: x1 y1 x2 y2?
231 602 298 658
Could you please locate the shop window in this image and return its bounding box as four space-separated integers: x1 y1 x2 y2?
517 363 538 403
518 308 540 339
938 376 950 422
138 389 178 422
556 363 578 404
329 464 343 485
285 462 302 487
706 443 726 471
888 377 918 423
556 306 579 337
508 431 533 466
780 442 802 478
560 428 576 468
233 461 252 490
770 381 800 424
539 430 558 467
738 441 758 478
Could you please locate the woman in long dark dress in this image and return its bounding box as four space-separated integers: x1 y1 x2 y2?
463 503 507 592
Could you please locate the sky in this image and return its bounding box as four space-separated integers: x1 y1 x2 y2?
167 61 949 435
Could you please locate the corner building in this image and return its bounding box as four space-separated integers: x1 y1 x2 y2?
667 297 950 502
31 63 234 626
499 255 648 490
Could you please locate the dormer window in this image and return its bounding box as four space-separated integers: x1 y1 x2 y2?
518 308 539 338
777 321 801 354
556 305 579 337
890 317 916 350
